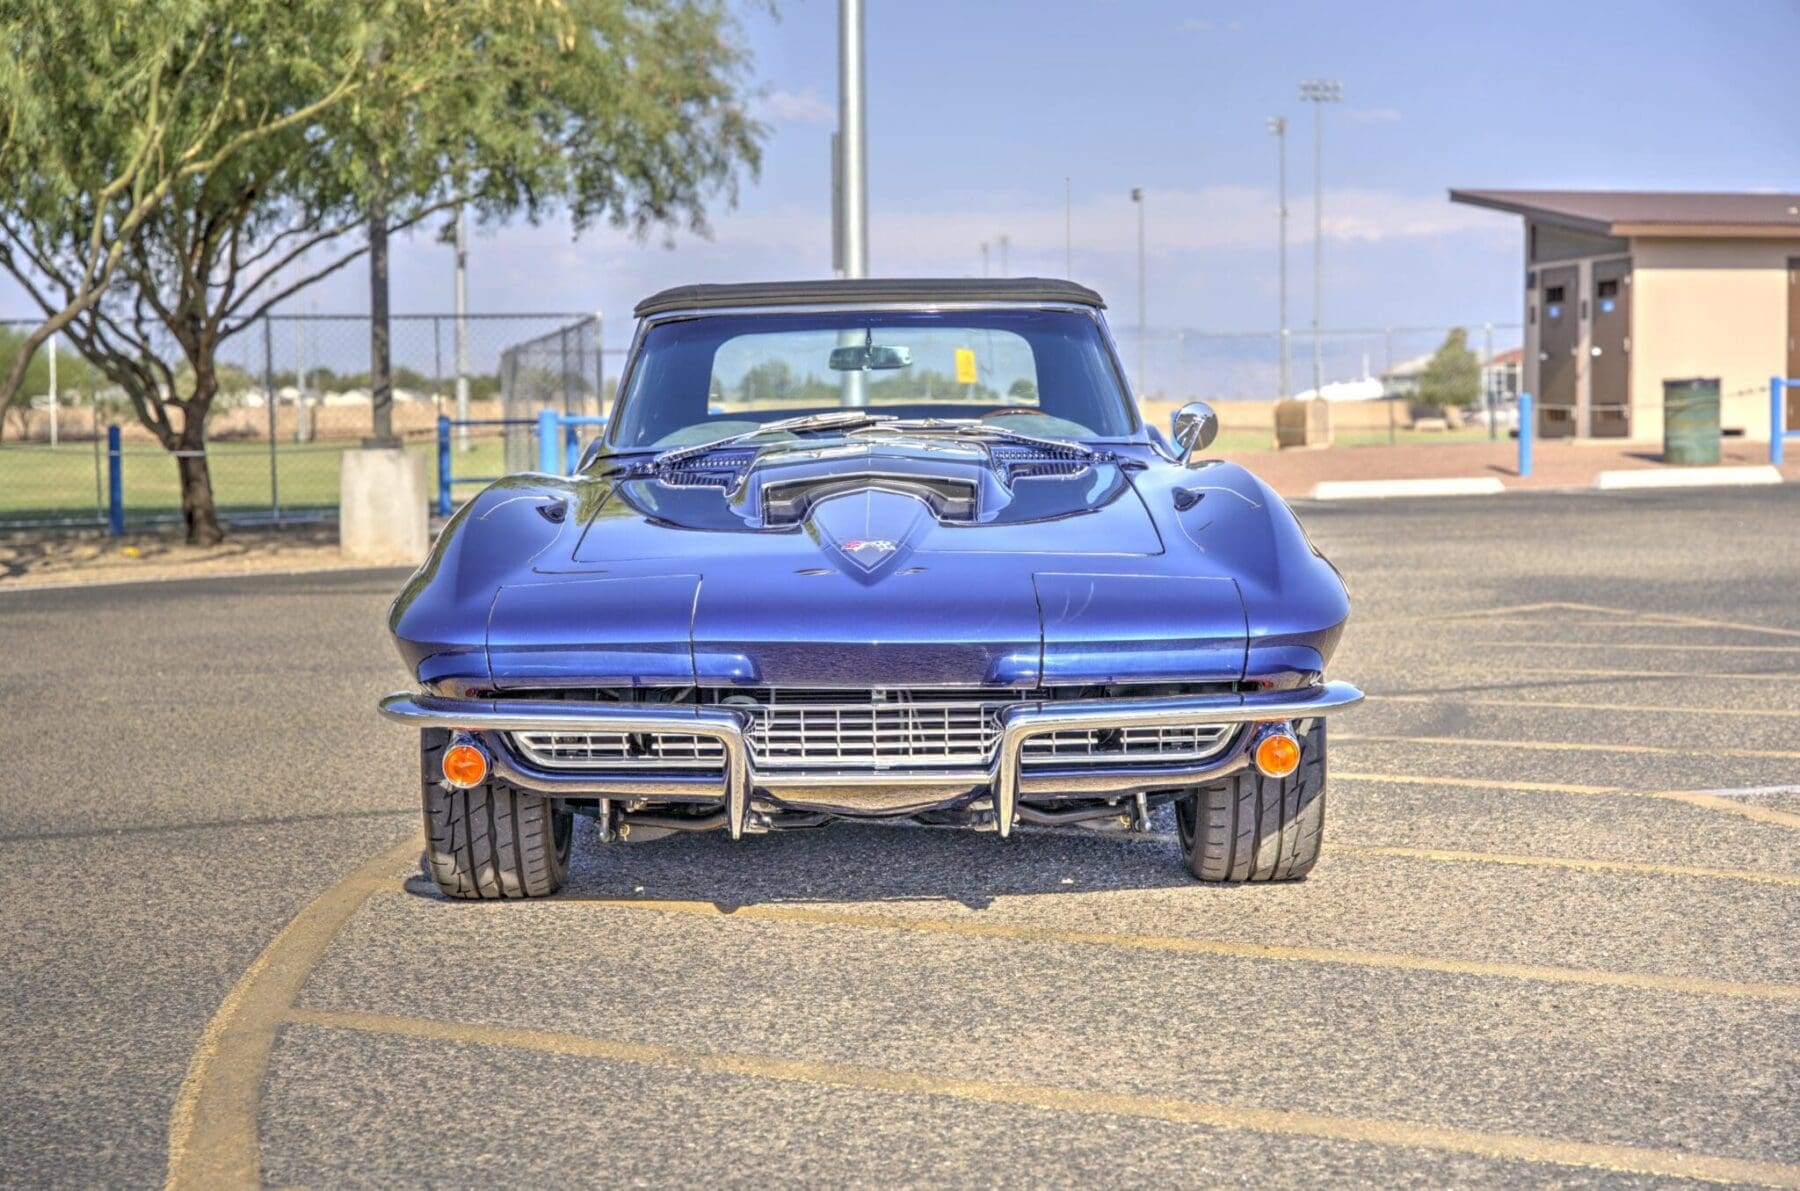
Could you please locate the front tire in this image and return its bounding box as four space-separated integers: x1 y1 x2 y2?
420 729 572 899
1175 719 1326 882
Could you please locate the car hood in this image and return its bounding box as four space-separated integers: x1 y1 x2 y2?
565 435 1164 566
480 438 1249 689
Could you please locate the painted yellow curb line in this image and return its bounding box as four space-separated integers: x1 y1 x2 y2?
287 1006 1800 1189
163 833 423 1191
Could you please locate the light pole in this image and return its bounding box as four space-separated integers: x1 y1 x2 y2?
1267 115 1289 400
836 0 867 280
980 241 990 277
453 206 471 450
998 234 1009 277
1299 78 1341 399
837 0 868 406
1131 186 1145 395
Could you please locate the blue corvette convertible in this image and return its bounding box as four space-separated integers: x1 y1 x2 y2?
381 278 1360 897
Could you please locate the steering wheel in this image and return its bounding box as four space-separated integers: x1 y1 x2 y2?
979 407 1040 420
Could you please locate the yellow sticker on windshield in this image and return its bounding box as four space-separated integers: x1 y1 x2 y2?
954 347 978 385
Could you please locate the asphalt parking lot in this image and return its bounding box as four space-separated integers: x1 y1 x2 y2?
3 486 1798 1188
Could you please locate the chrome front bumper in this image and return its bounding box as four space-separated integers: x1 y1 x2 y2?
378 682 1363 839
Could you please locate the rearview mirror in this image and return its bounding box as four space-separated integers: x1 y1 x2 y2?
828 344 913 371
1171 401 1218 465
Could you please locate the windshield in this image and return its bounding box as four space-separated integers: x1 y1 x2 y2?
608 308 1136 450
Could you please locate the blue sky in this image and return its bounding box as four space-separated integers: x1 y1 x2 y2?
13 0 1799 359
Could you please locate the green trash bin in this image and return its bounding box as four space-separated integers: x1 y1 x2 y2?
1663 377 1720 465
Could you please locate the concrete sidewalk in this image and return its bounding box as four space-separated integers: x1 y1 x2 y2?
1227 438 1799 500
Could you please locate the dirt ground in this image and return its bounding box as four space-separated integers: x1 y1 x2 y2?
0 525 364 588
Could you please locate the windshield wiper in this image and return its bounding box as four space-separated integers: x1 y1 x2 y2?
651 411 896 468
856 418 1097 458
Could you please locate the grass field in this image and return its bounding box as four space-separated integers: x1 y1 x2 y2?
1 423 1496 525
0 438 511 524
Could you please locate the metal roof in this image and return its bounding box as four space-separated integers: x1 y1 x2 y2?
1449 189 1800 238
633 277 1106 319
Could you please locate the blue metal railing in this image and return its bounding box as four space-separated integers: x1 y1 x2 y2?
1772 378 1799 466
1516 391 1534 478
436 411 607 517
536 408 608 475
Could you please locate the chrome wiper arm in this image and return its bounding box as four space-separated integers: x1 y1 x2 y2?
651 410 896 468
858 417 1096 457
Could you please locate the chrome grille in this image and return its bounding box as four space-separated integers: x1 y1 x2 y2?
510 730 725 771
734 689 1015 770
1018 722 1236 766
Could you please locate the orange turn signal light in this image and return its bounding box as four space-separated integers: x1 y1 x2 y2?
442 739 489 788
1253 728 1301 779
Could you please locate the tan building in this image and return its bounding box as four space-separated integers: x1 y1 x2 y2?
1450 189 1800 442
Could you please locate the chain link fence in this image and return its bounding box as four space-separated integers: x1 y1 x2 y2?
1118 322 1523 403
0 313 627 531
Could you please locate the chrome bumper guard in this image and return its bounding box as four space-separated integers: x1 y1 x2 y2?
379 682 1363 840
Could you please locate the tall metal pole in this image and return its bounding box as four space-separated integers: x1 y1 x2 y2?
837 0 867 279
1131 187 1146 395
837 0 867 407
980 241 989 277
295 307 307 443
454 207 471 450
1299 79 1340 400
1267 116 1289 400
998 234 1009 277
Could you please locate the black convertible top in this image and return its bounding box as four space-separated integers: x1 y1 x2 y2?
633 277 1106 319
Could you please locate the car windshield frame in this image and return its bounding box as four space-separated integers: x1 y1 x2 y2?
601 301 1145 454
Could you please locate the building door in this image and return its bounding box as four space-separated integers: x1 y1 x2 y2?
1788 257 1799 435
1588 258 1631 437
1537 265 1579 439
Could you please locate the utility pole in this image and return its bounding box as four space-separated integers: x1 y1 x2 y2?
998 234 1009 277
1131 186 1146 395
980 241 990 277
1267 116 1290 400
1299 79 1341 400
1064 177 1072 276
454 206 471 450
836 0 868 406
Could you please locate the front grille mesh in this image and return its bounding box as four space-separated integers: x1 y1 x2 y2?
506 689 1238 774
736 690 1013 770
1018 723 1235 766
511 730 725 771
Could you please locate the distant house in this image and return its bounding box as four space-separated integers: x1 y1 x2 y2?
1378 346 1519 408
1450 189 1800 441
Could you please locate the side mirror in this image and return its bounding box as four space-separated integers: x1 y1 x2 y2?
1171 401 1218 464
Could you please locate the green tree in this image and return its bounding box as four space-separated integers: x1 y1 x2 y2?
1415 327 1481 410
0 326 95 440
0 1 761 542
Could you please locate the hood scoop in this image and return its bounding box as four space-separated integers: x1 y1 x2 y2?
738 439 1001 529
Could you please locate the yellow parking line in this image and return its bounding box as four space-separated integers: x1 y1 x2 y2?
1365 693 1800 719
1470 640 1800 654
1022 826 1800 886
286 1006 1800 1188
1334 771 1623 795
163 833 423 1191
540 897 1800 1002
1328 843 1800 887
1333 768 1800 830
1336 732 1800 761
1385 663 1800 683
1426 602 1800 640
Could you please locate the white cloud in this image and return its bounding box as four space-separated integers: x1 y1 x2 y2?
755 88 835 128
1346 107 1402 125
